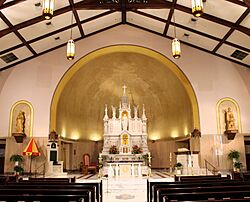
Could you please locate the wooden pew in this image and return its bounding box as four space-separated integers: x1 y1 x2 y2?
174 174 230 181
0 187 93 202
162 190 250 202
148 178 237 202
0 181 102 202
157 185 250 202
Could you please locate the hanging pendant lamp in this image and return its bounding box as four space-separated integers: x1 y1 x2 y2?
67 39 75 60
192 0 204 17
42 0 55 20
172 38 181 59
67 12 75 60
172 11 181 59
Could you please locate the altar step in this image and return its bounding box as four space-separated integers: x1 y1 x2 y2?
102 177 147 202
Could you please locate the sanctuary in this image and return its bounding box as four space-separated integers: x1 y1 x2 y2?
100 86 150 176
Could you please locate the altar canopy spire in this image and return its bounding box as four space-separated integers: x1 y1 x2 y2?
121 85 129 108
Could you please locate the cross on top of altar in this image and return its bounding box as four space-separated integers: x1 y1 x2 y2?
122 84 127 95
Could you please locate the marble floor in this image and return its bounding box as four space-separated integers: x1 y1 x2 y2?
74 170 174 202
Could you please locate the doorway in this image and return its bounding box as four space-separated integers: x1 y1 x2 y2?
0 142 6 174
244 138 250 171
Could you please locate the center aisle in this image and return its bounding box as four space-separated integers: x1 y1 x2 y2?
102 177 147 202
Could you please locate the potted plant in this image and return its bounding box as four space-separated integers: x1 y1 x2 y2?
14 165 24 175
228 150 240 162
175 162 183 174
10 154 24 166
233 161 242 172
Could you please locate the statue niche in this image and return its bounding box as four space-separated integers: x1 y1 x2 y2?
224 107 238 140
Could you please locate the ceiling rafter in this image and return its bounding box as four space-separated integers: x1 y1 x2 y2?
174 3 250 36
0 0 25 10
212 8 250 53
121 0 126 23
226 0 248 7
131 10 250 53
69 0 85 37
0 11 36 55
163 0 177 36
1 0 249 39
0 10 116 56
126 21 250 68
0 0 6 7
0 22 122 72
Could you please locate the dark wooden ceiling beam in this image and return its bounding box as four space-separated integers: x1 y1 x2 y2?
226 0 248 7
0 22 122 72
126 21 250 68
69 0 85 37
163 0 177 36
212 8 250 53
0 10 116 56
0 0 6 7
121 0 126 24
244 0 250 7
132 10 250 53
0 0 25 10
175 3 250 36
0 11 36 55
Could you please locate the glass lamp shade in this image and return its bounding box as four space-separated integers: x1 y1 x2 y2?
67 39 75 60
192 0 204 17
42 0 55 20
172 38 181 59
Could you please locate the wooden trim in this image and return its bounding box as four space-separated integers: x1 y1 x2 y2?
163 0 177 36
213 8 250 53
0 11 36 55
0 22 122 71
69 0 85 37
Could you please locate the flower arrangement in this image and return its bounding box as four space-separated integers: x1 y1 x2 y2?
132 145 143 154
109 145 119 154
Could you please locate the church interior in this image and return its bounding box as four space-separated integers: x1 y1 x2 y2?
0 0 250 201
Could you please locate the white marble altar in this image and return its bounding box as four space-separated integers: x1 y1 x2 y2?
100 85 150 176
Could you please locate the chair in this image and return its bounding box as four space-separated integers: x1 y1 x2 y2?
82 153 97 175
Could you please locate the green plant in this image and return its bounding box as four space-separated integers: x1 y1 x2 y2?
10 154 24 162
14 165 24 173
234 161 242 169
228 150 240 160
175 162 183 169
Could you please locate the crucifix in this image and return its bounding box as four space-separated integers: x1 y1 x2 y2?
122 85 127 95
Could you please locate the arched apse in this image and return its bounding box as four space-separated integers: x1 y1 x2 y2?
50 45 200 141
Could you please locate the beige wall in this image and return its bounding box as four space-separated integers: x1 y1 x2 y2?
0 25 250 170
200 133 246 171
4 137 47 173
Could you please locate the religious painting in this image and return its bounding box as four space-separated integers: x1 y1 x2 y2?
9 100 34 137
216 98 241 135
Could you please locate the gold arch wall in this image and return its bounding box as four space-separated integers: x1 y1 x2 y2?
50 45 200 141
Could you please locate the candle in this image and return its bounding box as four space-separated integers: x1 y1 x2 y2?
148 152 151 158
170 152 172 159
